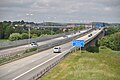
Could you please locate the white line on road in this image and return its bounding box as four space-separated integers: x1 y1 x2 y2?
12 28 101 80
12 47 73 80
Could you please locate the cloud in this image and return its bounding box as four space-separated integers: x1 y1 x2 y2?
0 0 120 23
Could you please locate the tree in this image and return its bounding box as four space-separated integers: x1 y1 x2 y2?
0 21 14 39
98 32 120 51
21 33 29 39
21 20 25 24
4 25 14 39
9 33 22 41
105 27 120 35
113 32 120 50
0 22 4 39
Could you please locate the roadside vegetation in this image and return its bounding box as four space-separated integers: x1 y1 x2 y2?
105 26 120 36
41 26 120 80
0 39 9 42
98 32 120 51
0 21 85 41
0 47 38 65
41 47 120 80
98 26 120 51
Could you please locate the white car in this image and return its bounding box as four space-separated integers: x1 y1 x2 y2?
31 42 38 47
53 46 61 53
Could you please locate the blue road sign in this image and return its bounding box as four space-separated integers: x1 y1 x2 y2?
72 40 84 47
96 23 103 27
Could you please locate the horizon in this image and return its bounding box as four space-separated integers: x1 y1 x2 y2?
1 20 120 24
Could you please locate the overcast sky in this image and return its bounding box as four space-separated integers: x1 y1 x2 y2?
0 0 120 23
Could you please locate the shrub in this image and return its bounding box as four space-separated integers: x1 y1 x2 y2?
100 46 107 49
24 47 38 53
40 34 48 37
32 34 38 38
9 33 21 41
21 33 29 39
86 46 99 53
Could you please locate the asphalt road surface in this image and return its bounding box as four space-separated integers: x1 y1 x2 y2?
0 29 91 57
0 28 103 80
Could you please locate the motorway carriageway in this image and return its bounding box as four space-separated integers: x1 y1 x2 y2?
0 28 103 80
0 29 91 57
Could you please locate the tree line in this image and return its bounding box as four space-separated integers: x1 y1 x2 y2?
98 26 120 51
0 21 85 41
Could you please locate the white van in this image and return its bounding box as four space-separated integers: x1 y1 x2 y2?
53 46 61 53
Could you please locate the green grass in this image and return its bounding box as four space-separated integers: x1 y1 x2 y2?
41 47 120 80
0 39 9 42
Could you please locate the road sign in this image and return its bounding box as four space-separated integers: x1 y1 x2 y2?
72 40 84 47
96 23 103 27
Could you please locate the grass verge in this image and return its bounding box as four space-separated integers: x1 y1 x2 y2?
0 47 38 65
41 47 120 80
0 39 9 42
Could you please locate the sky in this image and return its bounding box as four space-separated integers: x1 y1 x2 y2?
0 0 120 23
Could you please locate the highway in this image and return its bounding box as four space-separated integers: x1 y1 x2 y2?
0 28 103 80
0 29 91 57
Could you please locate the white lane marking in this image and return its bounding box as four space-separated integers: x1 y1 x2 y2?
12 47 73 80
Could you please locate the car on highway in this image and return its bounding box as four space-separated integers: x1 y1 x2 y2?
88 34 92 37
53 46 61 53
31 42 38 47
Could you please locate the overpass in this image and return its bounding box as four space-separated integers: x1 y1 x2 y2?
0 28 105 80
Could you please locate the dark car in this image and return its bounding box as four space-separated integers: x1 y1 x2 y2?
88 34 92 37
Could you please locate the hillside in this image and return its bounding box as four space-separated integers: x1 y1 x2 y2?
41 46 120 80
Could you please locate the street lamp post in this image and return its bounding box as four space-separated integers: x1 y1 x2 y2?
70 19 75 34
28 26 30 45
26 13 33 46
